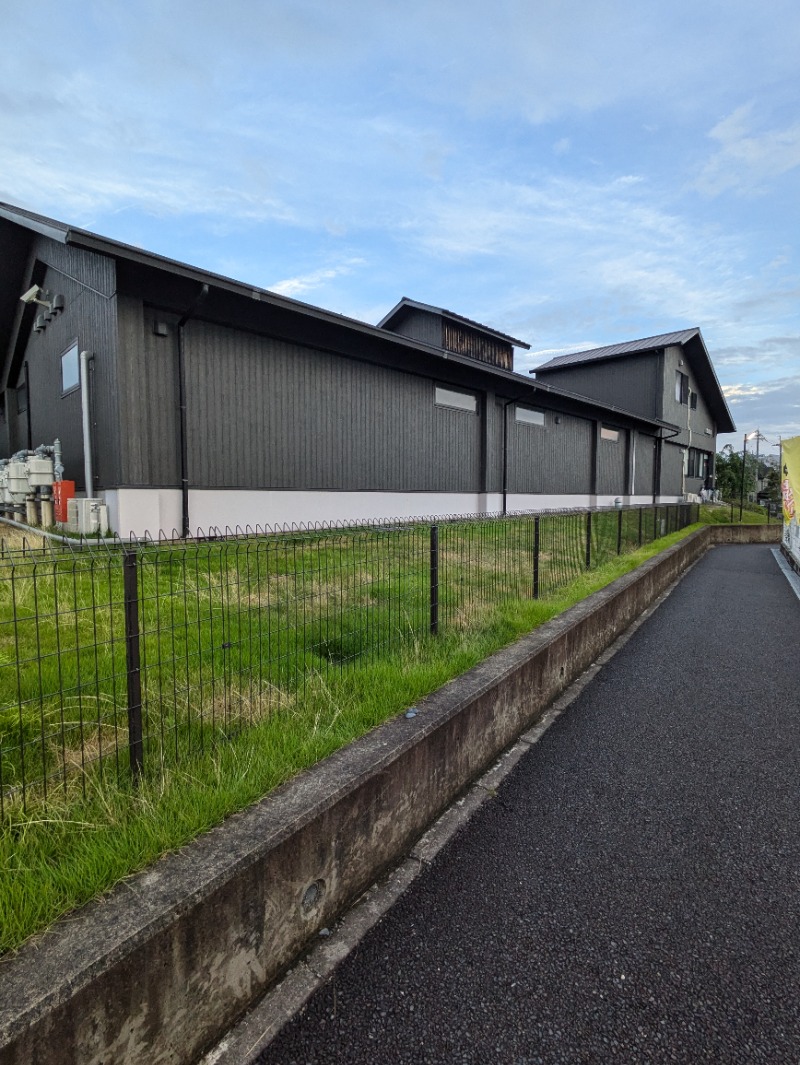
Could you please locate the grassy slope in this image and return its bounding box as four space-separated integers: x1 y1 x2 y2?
699 501 775 524
0 523 699 956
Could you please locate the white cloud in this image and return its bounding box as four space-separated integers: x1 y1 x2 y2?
271 258 366 298
696 103 800 196
0 0 798 445
723 382 779 401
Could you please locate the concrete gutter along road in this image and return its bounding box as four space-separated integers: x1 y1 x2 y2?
253 546 800 1064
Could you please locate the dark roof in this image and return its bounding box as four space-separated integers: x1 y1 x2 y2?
378 297 530 350
0 200 394 338
534 328 736 435
534 329 700 371
0 202 673 435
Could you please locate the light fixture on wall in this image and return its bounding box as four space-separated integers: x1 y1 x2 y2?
20 285 65 333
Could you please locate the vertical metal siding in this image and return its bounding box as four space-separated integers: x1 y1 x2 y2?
635 432 656 496
383 308 443 348
661 441 685 495
485 395 504 494
597 429 627 494
509 411 593 493
183 321 481 492
116 298 181 486
537 354 660 420
9 241 119 491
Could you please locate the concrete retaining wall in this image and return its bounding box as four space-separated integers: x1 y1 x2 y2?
0 525 769 1064
706 523 781 544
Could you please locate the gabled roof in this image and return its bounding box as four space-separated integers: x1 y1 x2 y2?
378 297 530 350
534 329 700 371
535 327 735 435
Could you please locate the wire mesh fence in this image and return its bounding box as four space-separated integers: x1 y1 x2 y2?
0 502 698 814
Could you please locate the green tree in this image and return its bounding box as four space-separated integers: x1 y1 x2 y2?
714 448 758 502
763 465 781 504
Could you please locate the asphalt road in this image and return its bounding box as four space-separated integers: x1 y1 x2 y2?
258 545 800 1064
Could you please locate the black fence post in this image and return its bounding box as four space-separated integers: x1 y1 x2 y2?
533 515 540 599
638 507 643 546
653 505 658 541
430 524 439 636
617 508 623 554
585 511 592 569
123 549 144 784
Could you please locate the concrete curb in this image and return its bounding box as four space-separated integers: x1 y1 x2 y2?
0 525 770 1065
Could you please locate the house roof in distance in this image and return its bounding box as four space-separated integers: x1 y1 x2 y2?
378 297 531 350
534 329 700 371
534 327 736 435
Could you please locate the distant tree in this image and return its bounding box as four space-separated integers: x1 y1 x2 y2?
714 448 758 502
763 465 781 504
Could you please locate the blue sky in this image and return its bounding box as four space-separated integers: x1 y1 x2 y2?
2 0 799 458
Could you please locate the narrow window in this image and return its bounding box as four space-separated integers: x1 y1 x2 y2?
515 406 545 426
435 385 477 413
16 381 28 413
61 343 80 395
690 391 698 410
600 425 619 442
675 370 689 405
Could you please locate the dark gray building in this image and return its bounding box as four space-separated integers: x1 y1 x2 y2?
533 331 735 499
0 203 734 536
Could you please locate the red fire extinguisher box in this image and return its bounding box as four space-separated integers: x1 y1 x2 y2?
53 481 75 524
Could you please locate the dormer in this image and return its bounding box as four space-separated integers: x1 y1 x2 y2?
378 297 529 372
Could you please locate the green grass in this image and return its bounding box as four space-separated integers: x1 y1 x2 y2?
699 501 777 524
0 509 663 799
0 520 699 956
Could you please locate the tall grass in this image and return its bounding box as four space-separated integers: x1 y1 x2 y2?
0 520 698 955
1 509 681 811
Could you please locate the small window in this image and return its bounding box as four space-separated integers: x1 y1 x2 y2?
600 426 619 442
675 370 689 405
690 391 698 410
435 385 477 413
16 381 28 413
61 343 80 394
687 447 711 480
515 406 545 427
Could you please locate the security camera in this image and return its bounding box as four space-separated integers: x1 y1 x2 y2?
20 285 42 304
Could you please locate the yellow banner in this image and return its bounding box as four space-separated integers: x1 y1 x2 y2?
782 435 800 524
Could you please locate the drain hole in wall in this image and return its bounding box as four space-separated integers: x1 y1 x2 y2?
301 879 326 914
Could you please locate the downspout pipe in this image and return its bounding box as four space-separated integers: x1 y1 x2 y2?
80 350 93 496
501 390 539 516
502 398 514 516
176 284 209 538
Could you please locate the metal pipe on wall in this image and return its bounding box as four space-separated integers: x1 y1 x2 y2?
177 284 209 538
80 350 93 496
